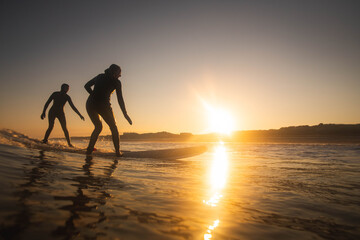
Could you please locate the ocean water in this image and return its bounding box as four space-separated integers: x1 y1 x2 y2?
0 131 359 239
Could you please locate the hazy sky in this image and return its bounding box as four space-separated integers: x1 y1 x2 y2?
1 0 360 138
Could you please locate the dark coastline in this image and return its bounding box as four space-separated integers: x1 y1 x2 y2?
61 123 360 143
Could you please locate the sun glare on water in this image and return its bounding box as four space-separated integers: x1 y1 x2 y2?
202 142 229 239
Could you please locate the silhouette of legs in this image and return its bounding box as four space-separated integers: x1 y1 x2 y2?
58 113 73 147
42 110 56 143
86 101 120 156
100 108 120 156
86 105 103 155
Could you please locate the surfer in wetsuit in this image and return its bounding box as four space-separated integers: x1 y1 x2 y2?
84 64 132 156
41 84 85 146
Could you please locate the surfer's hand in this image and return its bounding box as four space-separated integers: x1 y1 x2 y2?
125 115 132 125
80 115 85 121
41 113 45 119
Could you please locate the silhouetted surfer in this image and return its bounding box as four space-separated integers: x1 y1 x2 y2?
85 64 132 156
41 84 85 146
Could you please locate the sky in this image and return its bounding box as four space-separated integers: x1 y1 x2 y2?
1 0 360 138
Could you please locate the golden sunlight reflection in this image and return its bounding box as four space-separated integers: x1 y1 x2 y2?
204 219 220 240
202 192 223 207
203 142 229 239
210 142 229 190
202 100 235 135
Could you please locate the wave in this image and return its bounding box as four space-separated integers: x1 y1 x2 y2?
0 129 94 154
0 129 208 160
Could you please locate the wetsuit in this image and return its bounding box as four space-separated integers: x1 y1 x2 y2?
43 92 72 144
85 73 127 154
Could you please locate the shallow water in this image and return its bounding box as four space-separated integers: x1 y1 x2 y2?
0 138 360 239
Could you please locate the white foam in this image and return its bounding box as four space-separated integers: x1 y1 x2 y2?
0 129 114 156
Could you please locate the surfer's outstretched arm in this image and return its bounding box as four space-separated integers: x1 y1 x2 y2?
41 93 55 119
116 81 132 125
67 96 85 120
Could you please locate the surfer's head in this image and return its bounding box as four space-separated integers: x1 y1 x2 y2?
105 64 121 79
61 84 69 93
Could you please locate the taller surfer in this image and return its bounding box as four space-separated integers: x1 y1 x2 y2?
85 64 132 156
41 84 85 147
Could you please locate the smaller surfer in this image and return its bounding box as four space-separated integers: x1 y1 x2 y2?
41 84 84 147
85 64 132 157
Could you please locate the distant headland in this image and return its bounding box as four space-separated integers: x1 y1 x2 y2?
67 123 360 143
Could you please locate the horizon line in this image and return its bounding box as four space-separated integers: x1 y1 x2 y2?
50 122 360 138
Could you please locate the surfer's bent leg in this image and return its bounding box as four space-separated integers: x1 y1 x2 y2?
58 113 72 147
43 109 56 143
100 107 120 155
86 100 103 154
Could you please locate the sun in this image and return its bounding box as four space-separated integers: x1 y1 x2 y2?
208 108 235 135
203 102 235 135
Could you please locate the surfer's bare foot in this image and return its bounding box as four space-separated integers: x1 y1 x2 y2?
116 151 123 157
41 139 48 144
68 143 74 147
